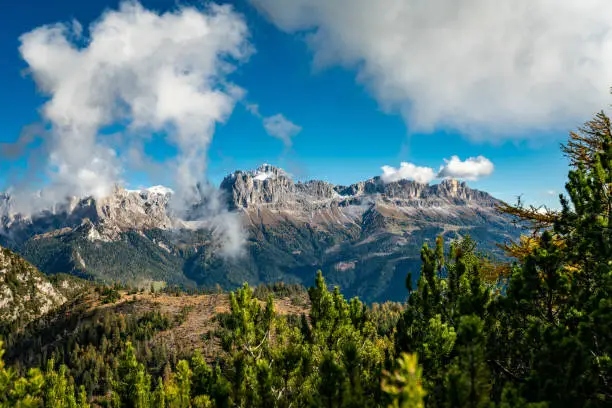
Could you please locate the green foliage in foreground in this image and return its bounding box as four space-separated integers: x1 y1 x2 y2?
2 110 612 407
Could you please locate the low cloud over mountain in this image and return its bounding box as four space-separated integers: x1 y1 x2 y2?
381 155 495 184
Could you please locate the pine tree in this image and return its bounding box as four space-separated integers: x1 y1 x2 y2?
495 108 612 407
382 353 426 408
444 316 491 408
152 378 166 408
117 341 151 408
175 360 192 408
0 340 45 408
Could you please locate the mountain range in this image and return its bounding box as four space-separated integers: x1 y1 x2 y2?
0 164 520 302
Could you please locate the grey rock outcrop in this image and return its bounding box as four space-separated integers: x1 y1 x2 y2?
1 186 174 243
220 165 499 213
0 246 66 324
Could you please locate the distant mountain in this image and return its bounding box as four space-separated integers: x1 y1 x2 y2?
0 165 520 302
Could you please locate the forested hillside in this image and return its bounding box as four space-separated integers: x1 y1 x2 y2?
1 111 611 407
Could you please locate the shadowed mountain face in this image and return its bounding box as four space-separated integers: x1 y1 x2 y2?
0 165 519 302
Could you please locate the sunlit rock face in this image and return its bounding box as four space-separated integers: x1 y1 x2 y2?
0 246 67 324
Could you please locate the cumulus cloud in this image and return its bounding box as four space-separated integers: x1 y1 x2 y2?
14 1 252 255
382 155 494 183
381 162 436 184
262 114 302 147
250 0 612 137
437 156 494 181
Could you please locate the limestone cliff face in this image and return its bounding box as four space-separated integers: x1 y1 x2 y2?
219 165 500 227
1 186 174 243
0 246 66 324
91 187 174 239
1 165 504 243
222 166 496 207
221 165 297 210
2 165 500 234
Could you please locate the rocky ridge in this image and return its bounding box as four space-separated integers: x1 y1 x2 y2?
2 164 499 242
1 186 174 243
0 246 68 325
222 164 496 209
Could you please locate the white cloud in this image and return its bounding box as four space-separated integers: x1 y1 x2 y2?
262 113 302 147
246 103 261 116
250 0 612 138
17 1 251 255
437 156 494 181
381 162 436 184
382 155 494 183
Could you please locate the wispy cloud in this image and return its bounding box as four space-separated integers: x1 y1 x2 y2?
245 103 302 147
263 114 302 147
245 103 261 116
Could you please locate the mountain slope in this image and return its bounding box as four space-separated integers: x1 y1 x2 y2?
0 246 85 326
4 285 310 369
0 165 519 302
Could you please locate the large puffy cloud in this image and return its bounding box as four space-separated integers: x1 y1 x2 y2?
16 1 251 255
437 156 494 180
381 162 436 184
382 155 494 183
250 0 612 137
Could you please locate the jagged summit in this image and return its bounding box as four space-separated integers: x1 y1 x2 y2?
126 185 174 196
2 164 498 241
223 164 290 182
2 165 492 218
1 186 174 244
220 164 496 210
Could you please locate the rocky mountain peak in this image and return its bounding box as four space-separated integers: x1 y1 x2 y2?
220 164 296 210
220 164 498 211
0 165 517 304
2 165 500 248
1 186 175 243
253 163 290 181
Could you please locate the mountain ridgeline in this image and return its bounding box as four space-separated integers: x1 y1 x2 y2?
0 165 519 302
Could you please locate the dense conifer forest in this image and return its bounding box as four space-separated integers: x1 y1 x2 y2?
1 110 611 407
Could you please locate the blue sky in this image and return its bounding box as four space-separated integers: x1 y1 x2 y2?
2 0 608 210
